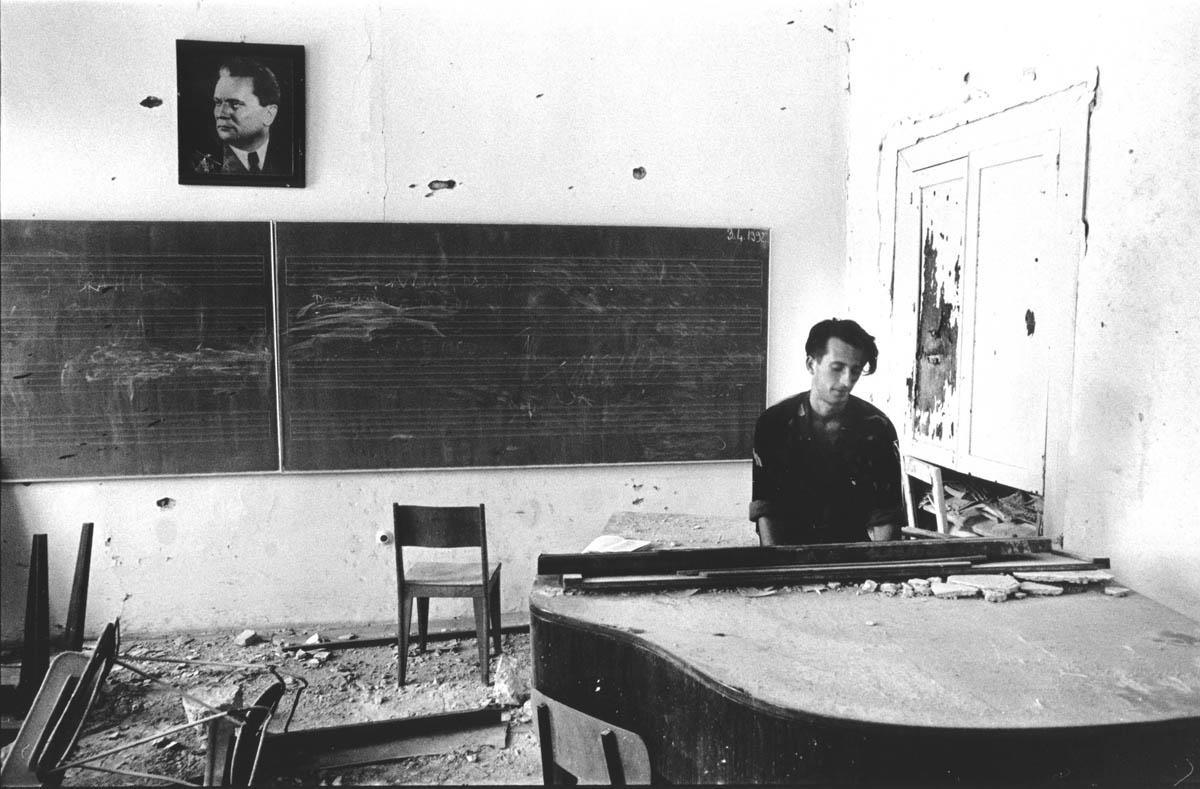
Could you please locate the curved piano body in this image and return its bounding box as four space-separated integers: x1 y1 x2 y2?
531 573 1200 784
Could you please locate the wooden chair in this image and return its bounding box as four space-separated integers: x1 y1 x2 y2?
899 455 951 537
392 503 501 686
532 689 651 786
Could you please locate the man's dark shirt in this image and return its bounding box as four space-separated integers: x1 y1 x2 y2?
750 392 903 544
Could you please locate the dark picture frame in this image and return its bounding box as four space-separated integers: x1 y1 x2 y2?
177 40 305 188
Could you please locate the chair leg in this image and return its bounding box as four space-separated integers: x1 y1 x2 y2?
397 593 413 687
472 597 489 684
490 570 502 657
536 702 555 786
600 729 626 786
417 598 430 653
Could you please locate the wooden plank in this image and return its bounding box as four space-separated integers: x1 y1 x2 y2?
62 523 94 651
566 553 1107 594
17 535 49 710
696 556 986 577
575 561 978 592
973 555 1100 572
537 538 1051 576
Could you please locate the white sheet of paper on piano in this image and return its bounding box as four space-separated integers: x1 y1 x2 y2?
582 534 653 553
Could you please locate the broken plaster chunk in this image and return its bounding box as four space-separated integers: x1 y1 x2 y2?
1012 569 1114 585
182 684 243 745
908 578 931 590
982 589 1009 603
800 584 826 593
1104 585 1131 597
860 580 879 594
825 581 843 590
931 581 979 599
900 583 915 598
946 574 1020 594
233 629 263 647
304 632 326 645
490 655 530 707
1018 580 1064 597
879 582 899 597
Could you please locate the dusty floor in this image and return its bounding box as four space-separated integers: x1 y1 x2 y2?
63 628 542 785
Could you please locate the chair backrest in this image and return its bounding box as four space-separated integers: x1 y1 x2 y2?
532 689 651 785
392 503 486 548
899 455 950 535
1 621 118 787
392 504 490 583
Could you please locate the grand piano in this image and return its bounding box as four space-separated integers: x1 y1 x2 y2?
530 526 1200 784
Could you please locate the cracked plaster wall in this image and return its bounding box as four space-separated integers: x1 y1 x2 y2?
843 0 1200 620
0 0 850 638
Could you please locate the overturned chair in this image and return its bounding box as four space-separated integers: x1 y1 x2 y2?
0 621 288 788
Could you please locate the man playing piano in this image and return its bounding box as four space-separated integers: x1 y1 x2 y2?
750 318 905 545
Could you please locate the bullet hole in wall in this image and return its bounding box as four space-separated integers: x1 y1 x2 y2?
156 497 175 510
140 96 163 108
632 167 646 180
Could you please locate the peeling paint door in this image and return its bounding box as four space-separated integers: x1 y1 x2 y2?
904 158 968 467
892 84 1091 500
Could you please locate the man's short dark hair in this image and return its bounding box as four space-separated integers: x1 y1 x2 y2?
805 318 879 374
219 57 281 107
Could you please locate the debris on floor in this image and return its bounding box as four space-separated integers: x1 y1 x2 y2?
919 475 1043 537
61 631 540 786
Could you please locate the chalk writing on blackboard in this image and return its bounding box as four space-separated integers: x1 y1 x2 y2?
277 223 768 470
0 221 277 479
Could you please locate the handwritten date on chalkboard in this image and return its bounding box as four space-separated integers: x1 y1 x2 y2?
726 228 769 244
277 222 769 471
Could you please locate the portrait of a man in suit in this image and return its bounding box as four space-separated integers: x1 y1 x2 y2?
177 40 305 187
194 57 284 175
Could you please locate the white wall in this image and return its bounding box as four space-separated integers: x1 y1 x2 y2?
844 0 1200 619
0 0 850 637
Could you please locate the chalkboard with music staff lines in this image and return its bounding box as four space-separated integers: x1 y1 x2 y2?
0 221 277 479
277 222 768 470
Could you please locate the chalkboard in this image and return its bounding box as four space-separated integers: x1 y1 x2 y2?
277 223 768 470
0 221 277 479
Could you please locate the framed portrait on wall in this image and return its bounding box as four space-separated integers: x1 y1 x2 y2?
177 40 305 188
